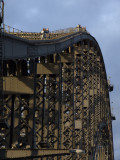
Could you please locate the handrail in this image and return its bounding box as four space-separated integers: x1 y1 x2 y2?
2 24 88 40
2 24 23 33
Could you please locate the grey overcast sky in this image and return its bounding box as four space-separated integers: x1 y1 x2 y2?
4 0 120 159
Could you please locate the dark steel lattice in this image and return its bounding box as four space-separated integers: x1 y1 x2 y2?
0 35 114 160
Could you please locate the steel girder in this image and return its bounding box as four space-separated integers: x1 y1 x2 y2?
0 38 114 160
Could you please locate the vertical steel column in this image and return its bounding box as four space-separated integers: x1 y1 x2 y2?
46 73 59 160
61 49 74 160
74 43 85 160
82 44 90 160
0 95 11 148
47 74 59 149
35 74 44 148
0 61 16 148
0 0 3 119
89 47 97 159
0 0 5 148
32 59 37 149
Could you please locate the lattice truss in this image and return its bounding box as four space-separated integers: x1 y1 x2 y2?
35 74 59 149
0 40 114 160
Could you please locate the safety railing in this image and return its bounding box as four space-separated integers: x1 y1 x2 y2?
2 24 87 40
51 25 87 34
3 24 23 33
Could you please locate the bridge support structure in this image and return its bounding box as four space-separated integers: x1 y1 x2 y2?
0 28 114 160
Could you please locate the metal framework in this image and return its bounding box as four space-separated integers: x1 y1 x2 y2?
0 23 114 160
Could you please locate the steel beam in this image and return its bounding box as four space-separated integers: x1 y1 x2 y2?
0 149 70 159
3 76 34 94
3 32 98 60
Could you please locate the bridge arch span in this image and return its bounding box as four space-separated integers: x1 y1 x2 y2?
0 29 114 160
